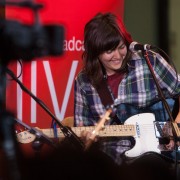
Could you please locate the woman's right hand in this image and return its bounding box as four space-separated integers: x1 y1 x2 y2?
80 129 99 150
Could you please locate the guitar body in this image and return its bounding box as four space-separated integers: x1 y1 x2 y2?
124 113 161 158
114 99 176 159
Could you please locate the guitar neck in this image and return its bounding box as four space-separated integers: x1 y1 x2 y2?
41 124 136 138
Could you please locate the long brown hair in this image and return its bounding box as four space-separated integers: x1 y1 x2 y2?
82 12 133 87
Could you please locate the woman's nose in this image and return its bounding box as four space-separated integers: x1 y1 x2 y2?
113 49 123 59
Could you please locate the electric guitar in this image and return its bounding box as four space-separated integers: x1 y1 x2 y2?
16 112 179 159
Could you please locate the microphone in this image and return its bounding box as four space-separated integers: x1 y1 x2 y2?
129 41 154 52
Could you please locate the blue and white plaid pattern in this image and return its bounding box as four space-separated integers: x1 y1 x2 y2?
74 51 180 164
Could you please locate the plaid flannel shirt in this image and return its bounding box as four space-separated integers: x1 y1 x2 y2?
74 51 180 164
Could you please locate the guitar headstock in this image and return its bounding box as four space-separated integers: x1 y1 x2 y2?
14 120 36 144
16 131 36 144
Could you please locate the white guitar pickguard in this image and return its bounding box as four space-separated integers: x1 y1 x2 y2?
124 113 160 158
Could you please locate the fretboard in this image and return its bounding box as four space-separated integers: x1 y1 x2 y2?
41 124 136 138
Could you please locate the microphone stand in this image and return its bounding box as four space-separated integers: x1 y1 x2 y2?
142 50 180 180
6 68 85 151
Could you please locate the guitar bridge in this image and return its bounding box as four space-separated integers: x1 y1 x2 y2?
154 121 172 138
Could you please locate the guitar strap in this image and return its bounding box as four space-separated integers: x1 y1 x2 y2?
96 78 121 125
96 78 114 107
96 64 114 107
